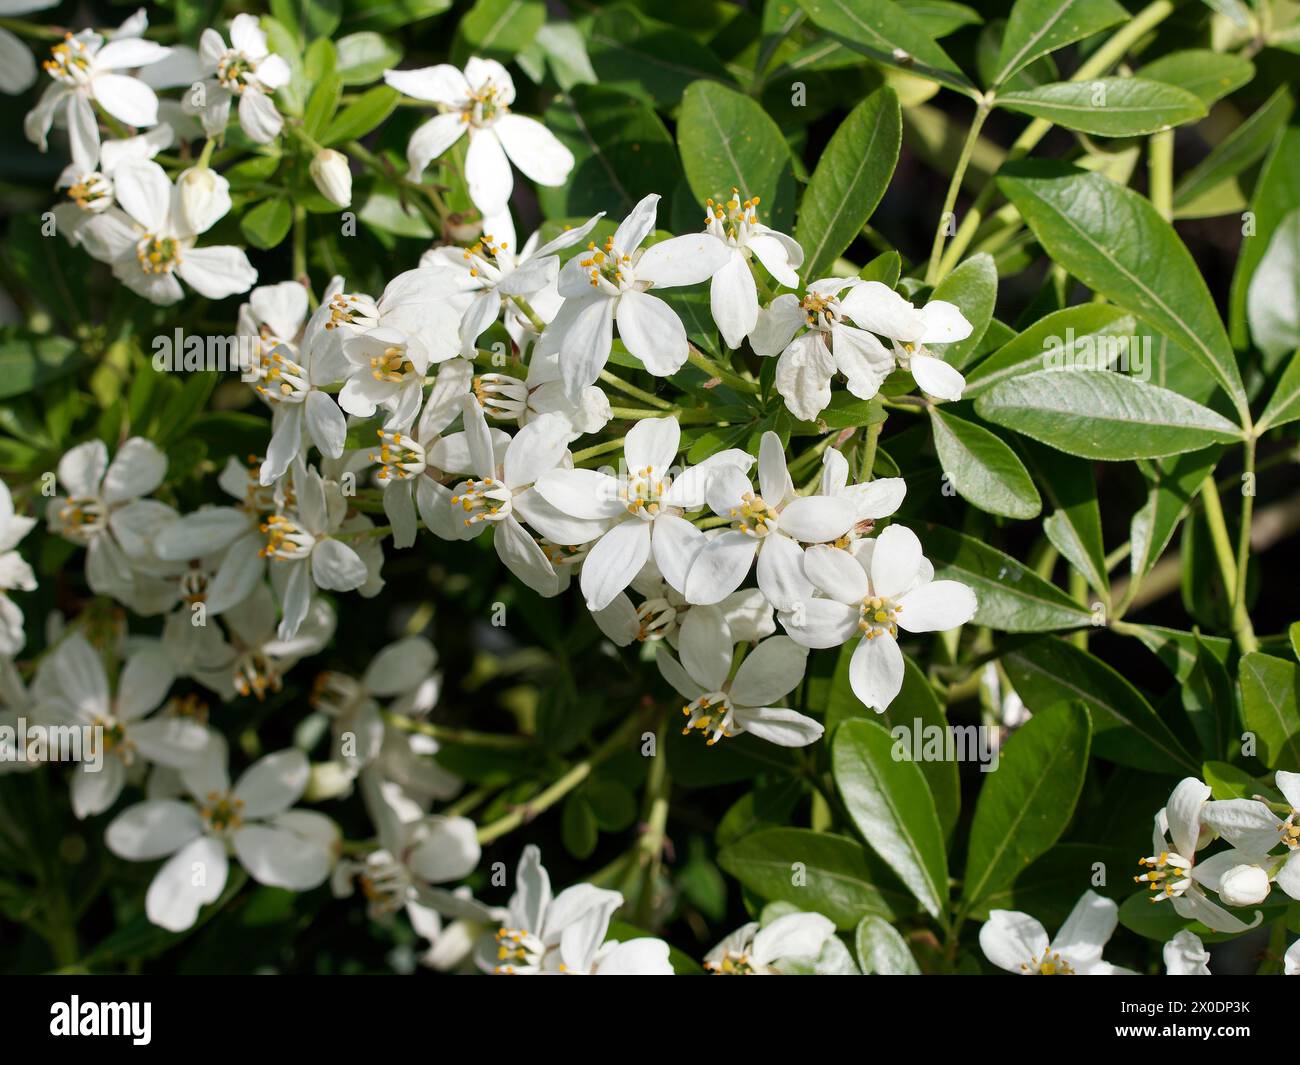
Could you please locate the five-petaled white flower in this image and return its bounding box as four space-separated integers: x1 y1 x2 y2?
383 57 574 215
80 159 257 305
780 525 976 712
52 123 172 247
106 737 338 931
1163 929 1211 975
0 479 37 655
545 193 730 402
25 12 171 171
705 911 842 974
533 415 751 611
840 282 972 401
703 190 803 349
980 890 1134 975
196 13 291 144
656 604 821 748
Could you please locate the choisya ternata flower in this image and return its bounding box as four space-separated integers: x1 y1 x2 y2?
980 891 1134 975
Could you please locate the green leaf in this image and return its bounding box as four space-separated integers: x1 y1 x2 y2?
854 914 921 974
341 0 450 33
561 792 599 858
991 0 1126 88
929 407 1041 519
1230 126 1300 349
1259 347 1300 433
539 86 681 219
999 163 1248 419
796 87 901 282
240 197 294 249
334 31 401 85
1203 760 1282 803
322 85 399 144
899 0 982 37
833 718 949 921
1002 637 1199 773
1174 86 1292 213
1247 207 1300 363
357 190 434 238
927 253 997 369
453 0 545 63
0 331 84 400
995 78 1205 137
795 0 976 96
975 369 1243 460
1239 653 1300 771
961 702 1091 909
585 6 733 107
302 68 341 139
678 81 796 234
718 828 915 929
964 304 1135 398
1031 448 1108 597
925 525 1093 632
1137 49 1254 106
859 250 902 287
1129 447 1220 579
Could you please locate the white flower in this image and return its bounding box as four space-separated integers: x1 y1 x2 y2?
238 281 348 486
423 215 604 358
196 14 291 144
36 633 210 818
46 436 168 600
684 431 905 611
657 604 821 747
840 282 972 401
1200 777 1300 902
1135 777 1263 933
259 464 372 640
545 193 730 401
383 57 574 215
134 505 263 622
979 890 1134 975
0 0 59 94
105 738 338 931
25 13 171 170
367 358 475 549
331 770 482 920
533 415 752 611
750 277 894 421
476 845 672 975
703 190 803 348
705 911 838 974
1164 929 1211 975
309 148 352 207
446 400 589 596
80 159 257 305
220 582 335 700
780 525 976 712
0 479 37 655
52 123 172 247
472 358 611 441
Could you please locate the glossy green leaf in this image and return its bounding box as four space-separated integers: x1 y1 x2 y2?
1138 49 1253 106
1031 447 1108 597
855 914 921 974
240 197 293 249
833 718 949 921
961 702 1091 909
1230 127 1300 349
1173 86 1292 212
334 31 401 85
929 407 1041 519
1259 347 1300 433
1246 207 1300 362
453 0 545 63
585 6 733 106
1129 447 1221 579
991 0 1126 88
322 85 399 144
996 78 1205 137
1239 653 1300 771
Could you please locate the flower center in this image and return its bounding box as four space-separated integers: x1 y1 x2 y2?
310 671 365 717
324 293 379 332
233 649 282 700
620 466 667 519
370 345 417 383
704 188 762 246
681 692 736 746
136 234 181 275
179 565 210 603
164 693 209 724
216 52 255 93
44 35 93 85
90 716 132 763
729 492 777 537
578 237 632 290
474 374 529 420
253 342 310 404
259 514 316 561
357 851 411 915
66 173 112 212
1022 951 1075 975
58 496 106 541
636 597 678 641
858 595 901 639
462 234 509 281
494 927 545 974
450 477 512 526
371 429 426 484
463 83 509 128
201 791 245 834
706 951 756 975
1134 850 1193 900
801 292 840 329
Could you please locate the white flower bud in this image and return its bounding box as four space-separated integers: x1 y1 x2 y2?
1218 864 1270 907
310 149 352 208
177 166 228 234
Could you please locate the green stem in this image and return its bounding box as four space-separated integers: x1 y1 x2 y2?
1149 129 1174 221
686 345 758 394
598 369 674 410
926 99 992 284
381 710 532 749
1200 473 1258 652
1233 438 1259 653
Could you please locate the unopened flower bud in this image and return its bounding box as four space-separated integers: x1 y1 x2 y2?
1219 864 1270 907
176 166 229 233
310 149 352 208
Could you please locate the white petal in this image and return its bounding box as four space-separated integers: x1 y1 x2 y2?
910 353 966 401
734 705 824 747
176 245 258 299
533 467 625 520
778 496 856 543
106 799 202 860
624 415 680 475
848 632 904 711
404 111 466 179
729 635 807 707
383 64 469 106
146 835 228 932
755 533 813 611
778 598 859 649
92 73 160 128
233 823 330 890
616 291 687 377
494 112 573 187
1049 890 1117 967
636 233 730 289
612 193 659 253
919 300 973 344
310 539 368 591
580 520 651 611
979 909 1048 974
465 128 513 216
678 604 733 691
651 513 705 592
683 531 756 606
870 524 923 599
802 544 869 602
896 580 976 633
